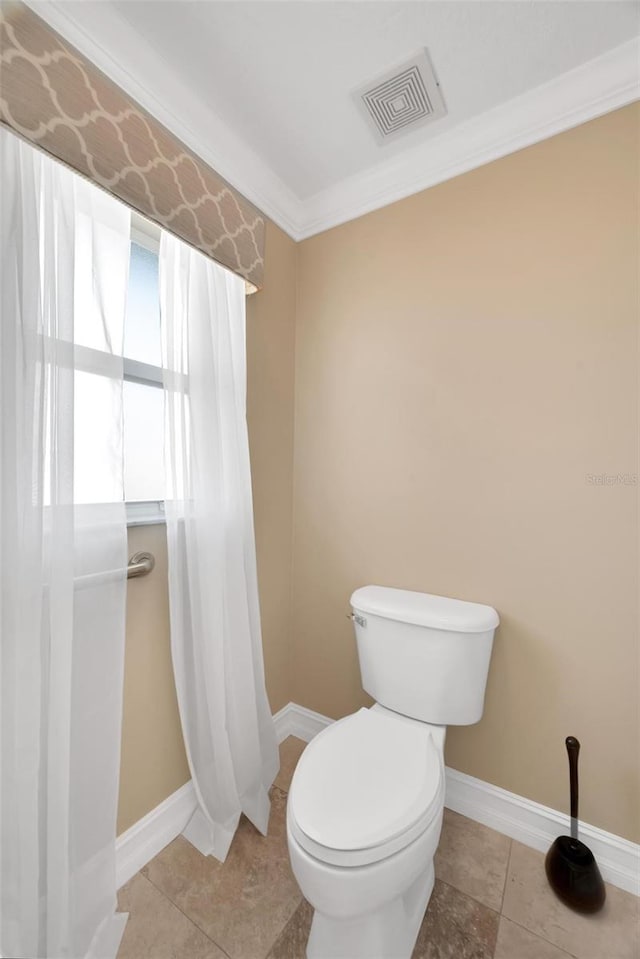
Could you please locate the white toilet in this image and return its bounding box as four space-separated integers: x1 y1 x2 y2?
286 585 499 959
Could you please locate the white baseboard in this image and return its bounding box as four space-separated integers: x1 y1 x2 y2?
113 707 328 887
274 701 639 897
113 705 328 887
445 767 639 897
273 701 332 743
115 780 197 889
114 703 638 897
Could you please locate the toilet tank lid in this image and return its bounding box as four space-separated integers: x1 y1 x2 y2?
350 586 499 633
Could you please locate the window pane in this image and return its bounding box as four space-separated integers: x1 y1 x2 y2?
74 370 123 505
124 242 161 367
73 206 129 355
123 380 164 502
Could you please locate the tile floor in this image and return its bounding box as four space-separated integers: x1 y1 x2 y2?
117 737 639 959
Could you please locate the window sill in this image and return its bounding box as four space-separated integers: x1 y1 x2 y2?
126 501 166 527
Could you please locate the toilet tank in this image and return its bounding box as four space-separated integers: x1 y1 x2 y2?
350 586 499 726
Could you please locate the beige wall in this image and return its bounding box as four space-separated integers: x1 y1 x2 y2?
117 109 638 844
118 524 189 835
247 222 298 714
291 105 639 843
117 221 297 834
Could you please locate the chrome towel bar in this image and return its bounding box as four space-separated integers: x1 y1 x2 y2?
127 551 155 579
73 550 156 590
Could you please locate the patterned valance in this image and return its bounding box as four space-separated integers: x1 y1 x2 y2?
0 3 265 290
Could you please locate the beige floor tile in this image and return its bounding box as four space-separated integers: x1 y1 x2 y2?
434 808 511 911
273 737 306 793
502 841 640 959
267 898 314 958
267 880 501 959
142 786 302 959
117 873 225 959
412 879 499 959
495 916 575 959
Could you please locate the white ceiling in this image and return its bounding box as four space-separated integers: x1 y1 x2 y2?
33 1 640 238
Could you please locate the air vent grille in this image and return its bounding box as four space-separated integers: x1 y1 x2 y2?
355 50 447 144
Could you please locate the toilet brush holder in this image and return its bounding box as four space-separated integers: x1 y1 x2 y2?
545 737 605 914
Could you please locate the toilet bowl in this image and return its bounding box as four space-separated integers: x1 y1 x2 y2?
287 706 446 959
285 585 499 958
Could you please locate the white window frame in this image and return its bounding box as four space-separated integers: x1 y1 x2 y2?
125 215 165 527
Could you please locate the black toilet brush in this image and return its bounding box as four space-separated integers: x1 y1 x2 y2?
545 736 605 913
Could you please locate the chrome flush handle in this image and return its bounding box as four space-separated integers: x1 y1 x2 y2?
347 612 367 628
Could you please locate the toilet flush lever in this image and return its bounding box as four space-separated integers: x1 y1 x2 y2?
348 612 367 628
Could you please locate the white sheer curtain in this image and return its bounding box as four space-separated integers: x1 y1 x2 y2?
0 129 130 958
160 231 279 863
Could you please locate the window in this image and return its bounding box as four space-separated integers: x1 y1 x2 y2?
72 214 166 524
123 217 165 524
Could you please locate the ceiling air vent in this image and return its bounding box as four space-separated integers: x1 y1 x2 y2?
355 49 447 144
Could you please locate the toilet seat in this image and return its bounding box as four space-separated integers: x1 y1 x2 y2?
288 708 444 867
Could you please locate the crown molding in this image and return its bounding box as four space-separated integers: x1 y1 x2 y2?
24 0 302 238
25 5 639 242
296 36 640 239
